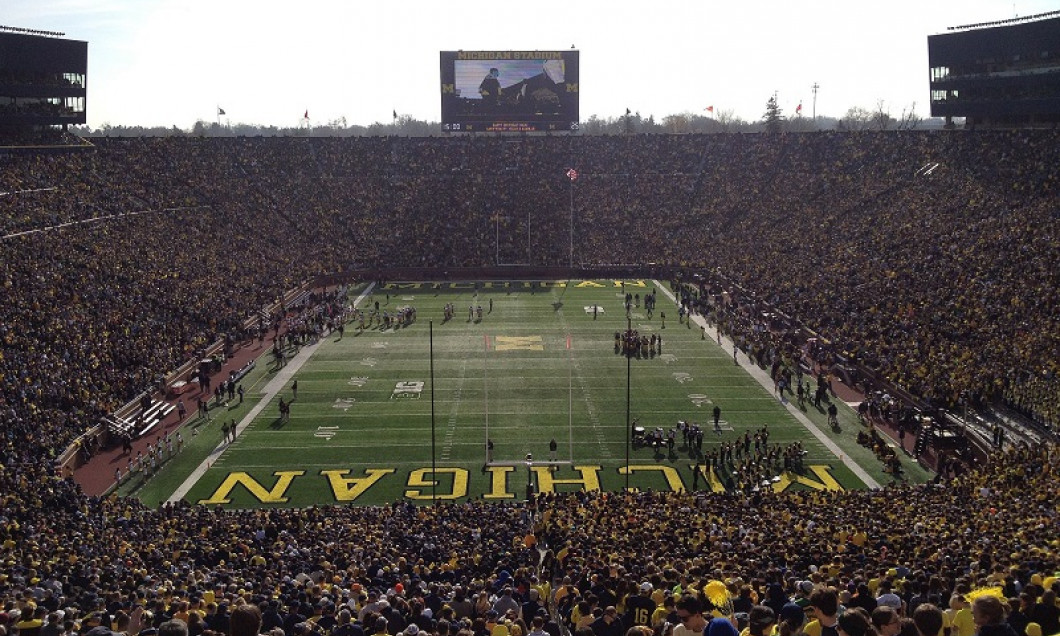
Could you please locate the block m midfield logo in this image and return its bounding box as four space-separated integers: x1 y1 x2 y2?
491 336 544 351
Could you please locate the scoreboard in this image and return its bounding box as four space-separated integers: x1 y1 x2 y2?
440 50 580 133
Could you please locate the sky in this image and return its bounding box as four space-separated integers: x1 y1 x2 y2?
7 0 1060 129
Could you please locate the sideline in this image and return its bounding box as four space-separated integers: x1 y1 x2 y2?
653 280 881 489
166 283 377 503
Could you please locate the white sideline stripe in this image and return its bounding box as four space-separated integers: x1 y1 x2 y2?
166 283 377 503
653 280 881 490
227 421 788 436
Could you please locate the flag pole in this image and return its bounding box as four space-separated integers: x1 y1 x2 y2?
568 167 574 270
566 156 577 270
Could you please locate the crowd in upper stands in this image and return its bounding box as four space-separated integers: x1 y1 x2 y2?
0 130 1058 636
0 131 1054 468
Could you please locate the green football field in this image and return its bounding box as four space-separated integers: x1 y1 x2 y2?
132 279 931 508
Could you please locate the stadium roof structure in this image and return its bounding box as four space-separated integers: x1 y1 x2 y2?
928 13 1060 127
0 29 87 131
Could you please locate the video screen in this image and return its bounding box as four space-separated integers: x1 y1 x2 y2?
440 50 580 133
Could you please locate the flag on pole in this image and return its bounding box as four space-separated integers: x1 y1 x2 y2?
566 168 579 181
304 110 309 119
392 109 398 120
796 102 803 114
625 108 631 116
217 107 226 116
705 105 714 113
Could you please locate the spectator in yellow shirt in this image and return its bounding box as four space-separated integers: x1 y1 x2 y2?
945 596 975 636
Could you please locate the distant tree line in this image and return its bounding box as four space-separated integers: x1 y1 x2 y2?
72 98 945 137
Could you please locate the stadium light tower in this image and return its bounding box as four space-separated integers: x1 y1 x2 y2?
430 321 437 505
625 314 631 491
525 453 534 501
811 82 820 124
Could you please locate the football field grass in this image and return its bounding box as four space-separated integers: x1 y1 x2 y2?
142 280 931 508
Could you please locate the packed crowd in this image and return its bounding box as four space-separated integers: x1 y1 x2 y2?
0 440 1056 636
0 131 1057 636
2 132 1055 450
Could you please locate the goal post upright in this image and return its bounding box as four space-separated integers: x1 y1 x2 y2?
567 331 574 463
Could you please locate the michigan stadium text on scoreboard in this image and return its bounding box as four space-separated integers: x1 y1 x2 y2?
440 50 580 133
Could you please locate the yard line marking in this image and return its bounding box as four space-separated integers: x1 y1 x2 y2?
441 327 473 462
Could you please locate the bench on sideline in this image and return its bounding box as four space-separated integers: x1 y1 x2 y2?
103 398 175 439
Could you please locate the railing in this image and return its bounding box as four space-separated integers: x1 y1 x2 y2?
313 264 681 287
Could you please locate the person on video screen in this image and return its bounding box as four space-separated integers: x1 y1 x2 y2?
479 68 502 107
